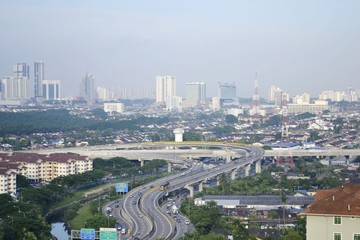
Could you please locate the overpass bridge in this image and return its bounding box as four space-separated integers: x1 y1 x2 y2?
264 149 360 157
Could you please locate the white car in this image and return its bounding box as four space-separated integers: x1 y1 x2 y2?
121 228 127 234
185 220 190 225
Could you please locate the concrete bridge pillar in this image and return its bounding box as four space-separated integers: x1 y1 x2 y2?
231 169 238 180
167 162 172 173
199 182 204 192
245 164 251 177
226 150 231 163
139 158 144 167
255 160 261 174
185 185 194 198
216 175 221 186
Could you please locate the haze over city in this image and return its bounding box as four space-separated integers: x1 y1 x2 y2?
1 0 359 98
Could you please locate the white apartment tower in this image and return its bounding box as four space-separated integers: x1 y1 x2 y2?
42 80 61 100
156 76 176 104
185 82 206 101
34 61 44 98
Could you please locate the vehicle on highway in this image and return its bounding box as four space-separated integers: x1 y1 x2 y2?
185 220 190 225
160 182 170 191
115 204 119 208
115 223 122 230
139 214 143 218
133 201 137 205
121 228 127 234
130 195 134 198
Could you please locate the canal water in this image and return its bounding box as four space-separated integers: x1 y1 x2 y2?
51 222 70 240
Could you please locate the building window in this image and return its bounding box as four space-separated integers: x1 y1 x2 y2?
354 234 360 240
334 216 342 225
334 233 341 240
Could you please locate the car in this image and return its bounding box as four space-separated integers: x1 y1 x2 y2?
115 205 119 208
130 195 134 198
121 228 127 234
109 214 113 217
185 220 190 225
115 200 119 203
115 223 122 230
176 218 181 223
139 214 143 218
133 201 137 205
138 192 142 195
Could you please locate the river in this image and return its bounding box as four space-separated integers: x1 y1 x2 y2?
51 222 70 240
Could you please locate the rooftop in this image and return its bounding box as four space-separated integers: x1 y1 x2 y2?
303 183 360 216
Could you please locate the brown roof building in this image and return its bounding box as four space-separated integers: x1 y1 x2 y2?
0 151 93 197
302 184 360 240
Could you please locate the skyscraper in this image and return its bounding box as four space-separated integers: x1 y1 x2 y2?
185 82 206 101
34 61 44 98
1 76 30 100
42 80 60 100
81 73 96 104
218 82 236 99
156 76 176 104
13 63 30 79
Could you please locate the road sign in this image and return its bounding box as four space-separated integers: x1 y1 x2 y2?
80 228 95 240
99 228 117 240
115 182 128 193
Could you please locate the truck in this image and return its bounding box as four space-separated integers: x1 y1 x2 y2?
171 205 178 214
160 182 170 191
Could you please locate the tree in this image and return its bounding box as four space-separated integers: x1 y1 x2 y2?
225 115 238 124
218 173 230 194
282 229 303 240
230 219 250 240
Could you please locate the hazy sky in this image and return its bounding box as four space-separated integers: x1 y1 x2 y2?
1 1 360 99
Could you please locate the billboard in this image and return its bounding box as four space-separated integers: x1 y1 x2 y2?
115 182 128 193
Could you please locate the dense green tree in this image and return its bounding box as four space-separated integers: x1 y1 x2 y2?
263 115 282 127
85 214 117 229
225 115 238 124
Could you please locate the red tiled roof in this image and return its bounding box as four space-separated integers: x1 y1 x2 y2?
303 183 360 216
0 152 89 164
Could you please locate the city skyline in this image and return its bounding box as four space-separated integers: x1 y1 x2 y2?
0 1 360 98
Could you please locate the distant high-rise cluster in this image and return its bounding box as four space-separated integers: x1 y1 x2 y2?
156 76 176 104
1 63 31 100
319 89 359 102
0 61 61 102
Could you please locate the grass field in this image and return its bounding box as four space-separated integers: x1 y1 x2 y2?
69 203 93 229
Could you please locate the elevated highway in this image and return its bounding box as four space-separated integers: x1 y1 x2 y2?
264 148 360 157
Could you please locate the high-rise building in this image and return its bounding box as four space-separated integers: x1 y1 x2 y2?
81 73 96 104
218 82 236 99
218 82 237 106
34 61 44 98
185 82 206 101
0 76 30 100
42 80 60 100
13 63 30 79
156 76 176 104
